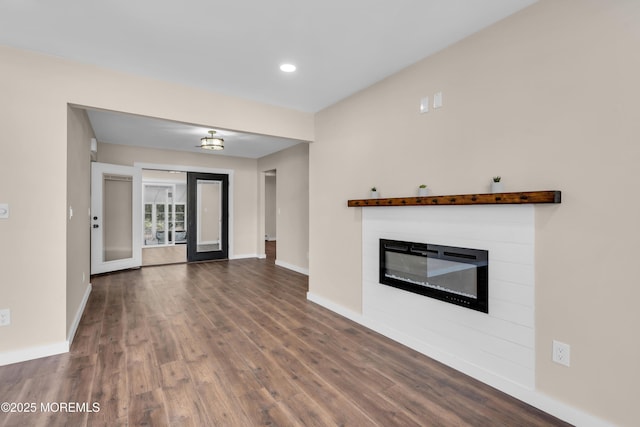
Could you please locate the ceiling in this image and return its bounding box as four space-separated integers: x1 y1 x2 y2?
86 109 304 159
1 0 537 158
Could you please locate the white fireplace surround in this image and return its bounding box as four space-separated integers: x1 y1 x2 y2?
363 204 536 389
308 203 611 425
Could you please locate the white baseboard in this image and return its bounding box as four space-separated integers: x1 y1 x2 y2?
306 292 364 324
0 283 93 367
230 253 258 260
67 283 92 344
275 260 309 276
0 341 68 366
265 237 277 241
257 254 267 259
306 292 613 427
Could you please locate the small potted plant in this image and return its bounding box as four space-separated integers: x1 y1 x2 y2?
370 187 379 198
490 176 504 193
418 184 429 196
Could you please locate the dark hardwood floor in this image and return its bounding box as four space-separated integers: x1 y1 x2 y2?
0 257 570 426
265 240 276 263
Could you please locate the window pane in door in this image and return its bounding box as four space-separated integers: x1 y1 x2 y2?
156 204 166 244
144 204 153 245
103 174 133 261
197 180 221 253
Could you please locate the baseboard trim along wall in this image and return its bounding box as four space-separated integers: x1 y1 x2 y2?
306 292 613 427
230 253 259 260
0 342 68 367
0 283 93 367
67 283 92 344
275 260 309 276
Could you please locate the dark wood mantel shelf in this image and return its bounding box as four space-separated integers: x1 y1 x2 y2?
347 190 561 207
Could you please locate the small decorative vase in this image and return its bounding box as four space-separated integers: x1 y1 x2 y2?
418 188 429 196
490 181 504 193
370 191 379 198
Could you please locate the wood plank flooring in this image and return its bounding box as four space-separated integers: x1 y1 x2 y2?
0 257 570 426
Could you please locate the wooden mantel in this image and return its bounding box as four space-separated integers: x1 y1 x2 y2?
347 190 561 207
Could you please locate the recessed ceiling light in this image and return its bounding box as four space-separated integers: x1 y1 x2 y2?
280 63 296 73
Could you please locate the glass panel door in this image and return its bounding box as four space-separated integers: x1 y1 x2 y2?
174 204 186 243
144 203 153 245
91 162 142 274
187 172 228 261
156 203 167 244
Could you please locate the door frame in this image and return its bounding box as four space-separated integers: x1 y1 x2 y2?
135 162 235 258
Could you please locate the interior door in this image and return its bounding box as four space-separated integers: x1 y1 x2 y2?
187 172 228 262
91 162 142 274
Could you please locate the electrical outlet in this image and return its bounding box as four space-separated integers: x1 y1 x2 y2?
0 309 10 326
552 340 570 367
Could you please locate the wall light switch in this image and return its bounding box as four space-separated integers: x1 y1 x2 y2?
420 97 429 114
433 91 443 109
0 204 8 219
0 309 10 326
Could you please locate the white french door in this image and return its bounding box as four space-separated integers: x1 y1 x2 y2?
91 162 142 274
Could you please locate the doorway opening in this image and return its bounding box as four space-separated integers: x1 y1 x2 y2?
140 168 231 265
141 170 188 266
265 170 277 262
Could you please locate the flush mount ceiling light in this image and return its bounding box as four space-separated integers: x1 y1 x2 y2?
280 63 296 73
199 130 224 151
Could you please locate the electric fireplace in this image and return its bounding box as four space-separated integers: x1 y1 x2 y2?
380 239 489 313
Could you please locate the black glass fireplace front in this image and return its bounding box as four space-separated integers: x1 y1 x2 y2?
379 239 489 313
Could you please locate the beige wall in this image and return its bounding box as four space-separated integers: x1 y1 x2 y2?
3 1 638 424
66 107 93 339
0 44 312 358
98 142 259 257
258 143 309 272
310 1 640 425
